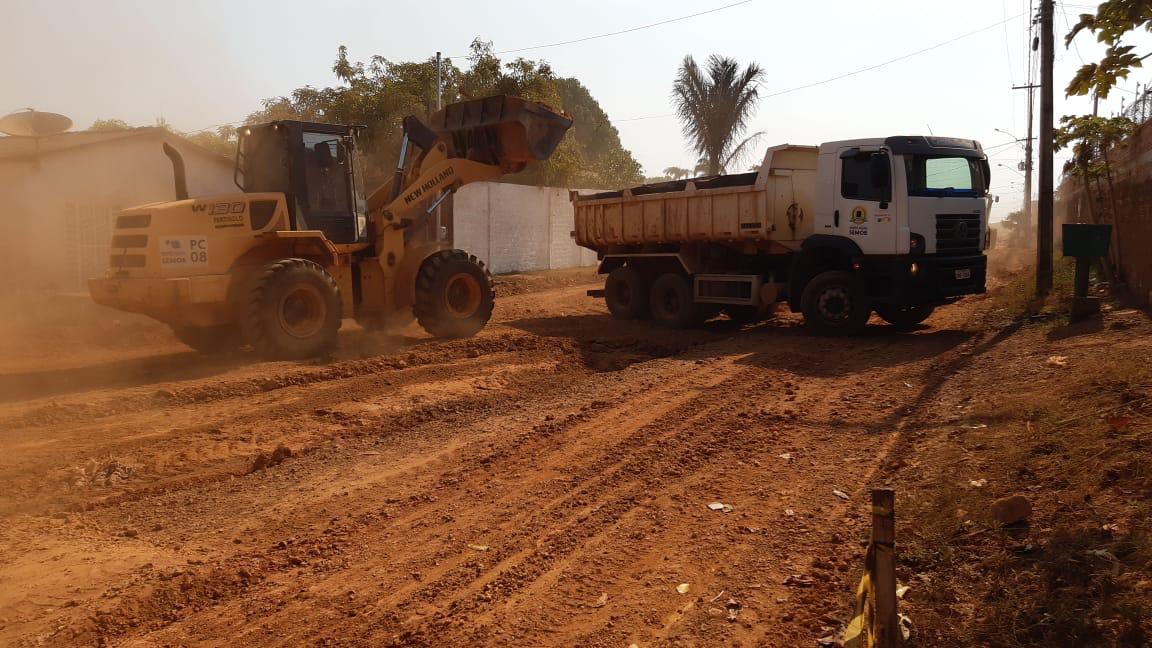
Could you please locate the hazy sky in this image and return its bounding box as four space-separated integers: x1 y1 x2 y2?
3 0 1149 220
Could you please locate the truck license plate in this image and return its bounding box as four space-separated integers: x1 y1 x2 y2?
955 268 972 280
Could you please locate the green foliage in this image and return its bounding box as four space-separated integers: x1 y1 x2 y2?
671 55 765 176
662 166 691 180
1066 1 1152 98
88 118 131 131
88 118 235 158
1066 45 1144 99
1055 114 1136 222
184 126 237 158
246 41 642 189
1054 114 1135 177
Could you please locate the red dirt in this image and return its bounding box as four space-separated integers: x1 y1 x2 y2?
0 267 1147 646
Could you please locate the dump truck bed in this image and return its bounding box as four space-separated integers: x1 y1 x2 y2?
573 144 819 250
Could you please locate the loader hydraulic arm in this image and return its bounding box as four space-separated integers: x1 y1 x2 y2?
366 95 572 230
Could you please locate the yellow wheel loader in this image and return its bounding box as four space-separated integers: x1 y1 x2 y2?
89 96 572 358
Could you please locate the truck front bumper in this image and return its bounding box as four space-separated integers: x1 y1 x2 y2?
89 274 233 326
862 253 987 306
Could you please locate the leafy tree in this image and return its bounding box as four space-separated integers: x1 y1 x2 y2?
671 55 765 176
247 41 642 188
1066 1 1152 98
88 118 131 131
1054 114 1136 223
88 117 236 158
184 126 237 158
662 166 691 180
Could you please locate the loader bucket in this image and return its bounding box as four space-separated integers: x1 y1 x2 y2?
429 95 573 171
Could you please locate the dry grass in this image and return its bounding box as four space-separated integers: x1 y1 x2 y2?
895 267 1152 647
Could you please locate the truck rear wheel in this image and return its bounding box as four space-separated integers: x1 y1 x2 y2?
875 304 935 330
604 266 650 320
800 270 870 335
414 250 494 339
244 258 342 359
649 273 704 329
171 325 242 354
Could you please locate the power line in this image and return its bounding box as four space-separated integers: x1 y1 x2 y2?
616 13 1024 123
449 0 755 59
1058 1 1086 64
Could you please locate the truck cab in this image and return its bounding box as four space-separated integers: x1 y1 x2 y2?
805 135 990 324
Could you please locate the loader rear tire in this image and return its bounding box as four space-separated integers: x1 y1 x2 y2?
171 325 242 354
244 258 342 360
414 250 494 339
649 273 705 329
604 266 650 320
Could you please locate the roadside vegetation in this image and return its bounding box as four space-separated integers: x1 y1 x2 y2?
894 261 1152 646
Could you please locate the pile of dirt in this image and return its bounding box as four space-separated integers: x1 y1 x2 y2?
494 266 598 297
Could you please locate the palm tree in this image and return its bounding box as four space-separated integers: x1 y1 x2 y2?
662 166 691 180
671 55 765 176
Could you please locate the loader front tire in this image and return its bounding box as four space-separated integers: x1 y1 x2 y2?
414 250 494 339
244 258 342 360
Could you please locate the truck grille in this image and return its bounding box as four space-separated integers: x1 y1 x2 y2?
935 214 981 253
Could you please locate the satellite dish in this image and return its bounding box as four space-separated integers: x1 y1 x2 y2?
0 109 73 137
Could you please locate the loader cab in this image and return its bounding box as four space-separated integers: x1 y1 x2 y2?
234 120 368 244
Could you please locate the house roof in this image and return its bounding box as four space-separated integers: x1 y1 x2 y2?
0 127 233 164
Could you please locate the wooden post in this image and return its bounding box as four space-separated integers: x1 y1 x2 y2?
871 488 899 647
1036 0 1056 296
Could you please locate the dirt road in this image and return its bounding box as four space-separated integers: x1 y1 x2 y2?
0 279 997 647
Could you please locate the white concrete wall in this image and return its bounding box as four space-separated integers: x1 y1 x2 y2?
452 182 599 274
0 132 236 292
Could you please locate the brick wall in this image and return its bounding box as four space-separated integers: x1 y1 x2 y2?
1057 120 1152 304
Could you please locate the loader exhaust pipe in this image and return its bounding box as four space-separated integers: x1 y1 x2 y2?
162 142 189 200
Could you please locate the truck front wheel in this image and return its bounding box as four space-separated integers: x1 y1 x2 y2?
800 271 870 335
605 266 650 320
875 304 935 330
414 250 495 339
649 273 704 329
244 258 342 359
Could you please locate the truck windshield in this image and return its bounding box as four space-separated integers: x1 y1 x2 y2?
905 156 986 197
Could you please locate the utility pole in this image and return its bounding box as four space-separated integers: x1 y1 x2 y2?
435 51 443 110
434 51 444 241
1036 0 1055 296
1012 1 1039 249
1024 86 1035 243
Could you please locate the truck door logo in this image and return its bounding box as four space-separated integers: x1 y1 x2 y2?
849 206 868 236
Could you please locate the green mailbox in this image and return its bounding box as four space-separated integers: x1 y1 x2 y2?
1062 223 1113 257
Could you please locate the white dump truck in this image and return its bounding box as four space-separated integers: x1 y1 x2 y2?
572 136 991 333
